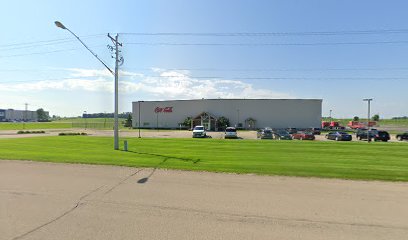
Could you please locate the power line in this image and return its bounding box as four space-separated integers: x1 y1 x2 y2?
0 34 105 49
1 75 407 84
123 67 408 72
135 75 408 80
0 76 107 84
3 66 408 73
124 40 408 46
120 29 408 36
0 45 106 59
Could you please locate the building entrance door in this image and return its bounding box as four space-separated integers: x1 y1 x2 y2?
202 117 210 130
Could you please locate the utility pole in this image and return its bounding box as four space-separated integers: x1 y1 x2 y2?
108 34 123 150
55 21 123 151
363 98 373 143
138 101 144 138
24 103 28 121
23 103 29 129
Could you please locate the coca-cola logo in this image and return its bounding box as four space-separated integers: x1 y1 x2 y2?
154 106 173 113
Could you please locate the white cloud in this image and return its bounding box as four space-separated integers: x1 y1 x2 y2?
0 68 294 99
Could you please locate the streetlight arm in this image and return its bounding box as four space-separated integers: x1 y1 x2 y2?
54 21 114 75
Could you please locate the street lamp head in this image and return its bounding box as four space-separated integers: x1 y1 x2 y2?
54 21 67 30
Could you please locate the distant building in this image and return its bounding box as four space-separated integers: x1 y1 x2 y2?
0 109 49 122
132 99 322 130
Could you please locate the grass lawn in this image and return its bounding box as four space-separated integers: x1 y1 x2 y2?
0 122 73 130
0 118 126 130
1 136 407 181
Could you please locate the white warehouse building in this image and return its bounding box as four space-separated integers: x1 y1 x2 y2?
0 109 46 122
132 99 322 130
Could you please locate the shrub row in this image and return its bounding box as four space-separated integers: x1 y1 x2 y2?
17 130 46 134
58 132 88 136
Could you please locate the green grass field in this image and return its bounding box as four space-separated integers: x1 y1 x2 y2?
1 136 407 182
0 118 126 130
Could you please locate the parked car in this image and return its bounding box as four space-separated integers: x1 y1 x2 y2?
356 129 390 142
257 128 273 139
396 131 408 141
291 131 315 140
356 128 372 140
326 131 352 141
311 128 321 135
376 131 391 142
286 128 297 134
192 125 207 138
225 127 238 139
273 130 292 140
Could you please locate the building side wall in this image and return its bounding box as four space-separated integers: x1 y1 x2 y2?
132 99 322 129
3 110 38 121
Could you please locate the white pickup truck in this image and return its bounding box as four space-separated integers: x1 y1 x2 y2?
192 125 207 138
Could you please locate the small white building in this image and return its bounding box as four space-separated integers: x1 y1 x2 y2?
0 109 49 122
132 99 322 130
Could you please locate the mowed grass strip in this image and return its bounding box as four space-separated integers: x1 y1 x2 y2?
0 122 73 130
0 136 407 181
0 118 126 130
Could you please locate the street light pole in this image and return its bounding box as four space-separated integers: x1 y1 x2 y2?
54 21 113 75
83 111 87 130
329 109 332 120
55 21 121 150
363 98 373 142
138 101 143 138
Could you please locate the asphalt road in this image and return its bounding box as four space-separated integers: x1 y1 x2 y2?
1 160 408 240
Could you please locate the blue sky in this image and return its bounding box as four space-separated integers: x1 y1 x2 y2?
1 0 408 118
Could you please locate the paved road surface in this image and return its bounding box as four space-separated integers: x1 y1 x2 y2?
1 160 408 240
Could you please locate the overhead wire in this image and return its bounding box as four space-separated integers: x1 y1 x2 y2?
1 74 407 84
0 75 109 84
123 40 408 46
120 29 408 36
0 34 105 49
0 45 107 58
122 67 408 72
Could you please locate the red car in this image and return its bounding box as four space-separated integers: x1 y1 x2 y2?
291 132 315 140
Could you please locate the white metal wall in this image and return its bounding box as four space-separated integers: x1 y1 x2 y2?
132 99 322 129
4 109 38 121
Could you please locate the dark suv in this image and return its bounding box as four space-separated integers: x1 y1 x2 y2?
257 128 273 139
356 129 390 142
310 128 321 135
396 132 408 141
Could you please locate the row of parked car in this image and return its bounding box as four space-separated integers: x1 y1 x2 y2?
257 127 408 142
192 125 408 142
256 128 315 140
192 125 240 139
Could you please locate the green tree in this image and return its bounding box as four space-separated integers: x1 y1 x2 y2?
124 114 132 127
372 114 380 121
36 108 49 122
217 116 230 131
181 117 192 127
353 116 359 121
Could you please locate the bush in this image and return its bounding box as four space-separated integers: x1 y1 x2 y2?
58 132 87 136
17 130 45 134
